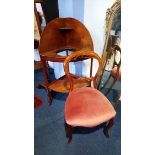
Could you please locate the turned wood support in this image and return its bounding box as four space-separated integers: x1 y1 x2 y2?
66 124 73 144
37 83 53 106
103 118 114 138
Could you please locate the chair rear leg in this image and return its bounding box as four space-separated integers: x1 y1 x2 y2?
47 91 52 106
103 118 114 138
66 124 73 144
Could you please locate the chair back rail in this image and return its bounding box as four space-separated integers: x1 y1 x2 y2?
64 51 103 91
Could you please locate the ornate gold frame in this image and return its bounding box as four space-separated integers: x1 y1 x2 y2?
97 0 121 88
34 0 45 40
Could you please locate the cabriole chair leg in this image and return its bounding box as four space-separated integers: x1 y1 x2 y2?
66 124 73 144
103 118 114 138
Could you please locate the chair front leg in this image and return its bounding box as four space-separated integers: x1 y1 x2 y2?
66 124 73 144
103 118 114 138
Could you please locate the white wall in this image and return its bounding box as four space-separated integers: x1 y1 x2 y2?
83 0 115 76
58 0 84 22
84 0 115 56
58 0 73 18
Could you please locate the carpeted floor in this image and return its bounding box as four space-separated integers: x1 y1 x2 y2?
34 69 121 155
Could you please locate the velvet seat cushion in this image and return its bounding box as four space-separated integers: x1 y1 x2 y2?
111 66 121 80
65 87 116 127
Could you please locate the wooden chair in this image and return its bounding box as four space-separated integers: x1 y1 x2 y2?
64 51 116 143
101 45 121 97
38 18 94 105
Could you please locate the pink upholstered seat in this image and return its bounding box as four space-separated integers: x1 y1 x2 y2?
111 66 121 80
65 87 116 128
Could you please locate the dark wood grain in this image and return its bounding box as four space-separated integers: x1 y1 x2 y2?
38 18 94 105
64 51 103 91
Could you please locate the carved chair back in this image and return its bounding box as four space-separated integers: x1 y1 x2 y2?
64 51 103 91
